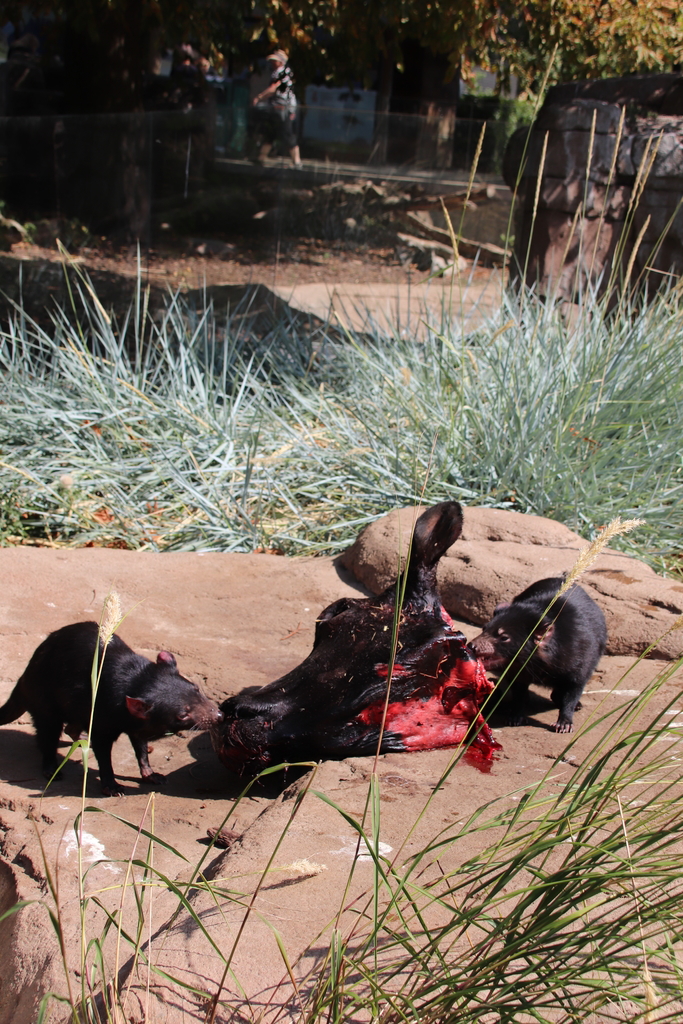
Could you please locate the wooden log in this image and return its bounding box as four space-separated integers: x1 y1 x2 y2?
398 212 509 266
402 184 499 211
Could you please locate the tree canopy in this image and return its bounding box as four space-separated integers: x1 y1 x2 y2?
495 0 683 93
6 0 683 108
256 0 683 94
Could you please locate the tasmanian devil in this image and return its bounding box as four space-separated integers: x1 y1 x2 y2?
212 501 499 775
468 577 608 733
0 621 223 795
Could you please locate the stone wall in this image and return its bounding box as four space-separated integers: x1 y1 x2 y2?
505 74 683 298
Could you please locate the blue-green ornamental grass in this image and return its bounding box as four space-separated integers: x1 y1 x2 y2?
0 267 681 567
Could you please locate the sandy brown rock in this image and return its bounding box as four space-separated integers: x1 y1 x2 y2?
0 544 681 1022
0 546 370 1024
339 505 683 659
0 858 63 1024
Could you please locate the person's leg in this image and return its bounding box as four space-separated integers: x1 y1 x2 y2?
279 109 301 166
258 109 279 161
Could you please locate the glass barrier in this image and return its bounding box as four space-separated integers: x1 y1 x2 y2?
214 101 511 174
0 102 513 334
0 106 512 243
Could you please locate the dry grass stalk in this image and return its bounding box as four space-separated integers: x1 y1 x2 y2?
531 131 549 230
661 611 683 636
559 517 645 594
623 214 652 292
588 104 625 282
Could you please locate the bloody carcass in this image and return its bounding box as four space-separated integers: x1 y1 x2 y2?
212 501 500 775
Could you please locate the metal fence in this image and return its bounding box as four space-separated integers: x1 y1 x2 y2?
0 104 512 247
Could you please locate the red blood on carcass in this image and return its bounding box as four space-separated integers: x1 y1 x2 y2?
359 634 499 764
212 502 501 775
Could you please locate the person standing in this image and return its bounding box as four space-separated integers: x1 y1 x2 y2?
252 49 302 168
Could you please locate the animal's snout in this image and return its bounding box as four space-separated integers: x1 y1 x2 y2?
467 633 503 669
204 704 223 725
468 633 492 655
188 698 224 728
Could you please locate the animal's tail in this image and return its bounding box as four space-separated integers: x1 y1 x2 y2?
402 501 463 607
0 681 27 725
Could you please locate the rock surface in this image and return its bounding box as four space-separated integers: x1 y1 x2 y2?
504 74 683 297
0 541 681 1022
340 505 683 659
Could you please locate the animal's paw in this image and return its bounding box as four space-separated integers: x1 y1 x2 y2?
505 713 528 727
141 771 166 786
553 720 574 734
101 783 125 797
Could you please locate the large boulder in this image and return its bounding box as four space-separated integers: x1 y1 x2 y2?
504 76 683 298
339 506 683 660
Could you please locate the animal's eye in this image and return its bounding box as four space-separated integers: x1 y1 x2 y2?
497 630 510 642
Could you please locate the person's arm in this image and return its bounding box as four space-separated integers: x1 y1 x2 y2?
253 80 279 105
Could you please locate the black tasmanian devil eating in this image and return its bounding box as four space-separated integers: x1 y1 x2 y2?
468 577 608 733
212 501 500 775
0 621 223 795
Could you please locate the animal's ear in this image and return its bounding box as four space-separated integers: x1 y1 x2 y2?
410 501 463 568
157 651 177 667
318 597 356 624
126 696 152 719
534 623 555 660
493 601 511 616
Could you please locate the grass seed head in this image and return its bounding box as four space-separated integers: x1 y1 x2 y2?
560 517 646 594
282 859 328 876
99 591 121 647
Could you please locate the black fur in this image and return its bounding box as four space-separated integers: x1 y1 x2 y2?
468 577 607 733
0 621 223 795
212 501 498 774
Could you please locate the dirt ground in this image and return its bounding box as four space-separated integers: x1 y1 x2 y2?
0 545 680 1023
0 237 414 317
0 236 504 338
73 237 418 288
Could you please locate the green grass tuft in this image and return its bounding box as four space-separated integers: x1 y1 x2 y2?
0 271 681 568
